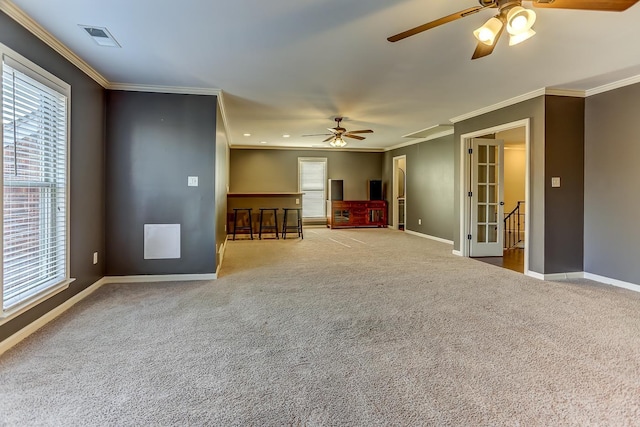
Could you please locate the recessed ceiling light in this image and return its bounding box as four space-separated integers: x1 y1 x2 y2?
243 133 251 137
260 141 268 144
282 134 290 138
79 25 121 48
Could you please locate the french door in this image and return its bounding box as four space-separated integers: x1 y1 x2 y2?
470 138 504 257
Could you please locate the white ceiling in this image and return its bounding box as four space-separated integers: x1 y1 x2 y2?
9 0 640 150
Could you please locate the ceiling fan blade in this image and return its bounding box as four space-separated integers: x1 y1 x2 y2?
471 24 504 60
302 133 332 137
323 136 336 142
346 129 373 134
344 134 366 140
327 128 340 134
532 0 638 11
387 5 490 42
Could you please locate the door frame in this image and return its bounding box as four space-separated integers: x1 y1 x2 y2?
458 118 530 274
392 155 406 230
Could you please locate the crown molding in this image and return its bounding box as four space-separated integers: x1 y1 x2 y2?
385 129 454 152
108 83 221 96
449 88 546 123
230 144 384 153
545 88 586 98
0 0 109 88
402 124 454 139
449 87 589 124
585 74 640 97
216 90 232 147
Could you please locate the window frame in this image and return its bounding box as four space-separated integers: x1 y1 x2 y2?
0 43 73 322
298 157 327 219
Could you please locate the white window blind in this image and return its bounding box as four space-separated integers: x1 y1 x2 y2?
2 57 69 311
298 158 327 219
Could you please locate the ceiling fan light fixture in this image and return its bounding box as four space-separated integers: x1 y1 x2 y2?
506 6 536 36
509 28 536 46
330 137 347 148
473 17 503 46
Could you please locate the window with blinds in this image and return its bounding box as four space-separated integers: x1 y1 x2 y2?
2 52 69 312
298 158 327 219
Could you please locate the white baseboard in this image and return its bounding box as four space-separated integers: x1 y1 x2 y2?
103 273 217 284
0 277 107 357
452 250 462 256
543 272 585 281
526 271 545 280
584 272 640 293
525 271 640 294
405 230 454 245
526 271 584 281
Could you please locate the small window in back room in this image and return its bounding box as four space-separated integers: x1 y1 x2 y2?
298 157 327 219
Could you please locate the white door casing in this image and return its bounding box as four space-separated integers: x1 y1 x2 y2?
392 155 406 230
470 138 504 257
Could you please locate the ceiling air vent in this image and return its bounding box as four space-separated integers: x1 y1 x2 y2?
79 25 121 48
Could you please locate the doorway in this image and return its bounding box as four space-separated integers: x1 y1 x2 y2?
459 119 530 274
392 155 406 230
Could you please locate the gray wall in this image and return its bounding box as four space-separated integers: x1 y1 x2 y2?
0 12 106 341
383 134 455 240
544 96 584 274
584 83 640 284
230 149 383 200
106 91 217 275
454 96 546 273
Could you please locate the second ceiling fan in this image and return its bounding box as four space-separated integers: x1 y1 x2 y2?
387 0 639 59
303 117 373 148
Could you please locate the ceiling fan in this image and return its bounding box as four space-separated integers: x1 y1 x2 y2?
303 117 373 147
387 0 639 59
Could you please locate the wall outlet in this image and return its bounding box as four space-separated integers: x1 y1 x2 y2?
93 252 98 265
295 198 300 205
551 177 561 188
418 219 422 225
188 176 199 187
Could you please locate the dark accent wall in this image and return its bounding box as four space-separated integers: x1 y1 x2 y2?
383 134 455 240
454 96 546 273
0 12 106 341
106 91 217 275
544 96 584 274
230 149 383 200
584 83 640 284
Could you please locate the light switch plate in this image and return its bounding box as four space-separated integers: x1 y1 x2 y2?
188 176 198 187
551 177 561 188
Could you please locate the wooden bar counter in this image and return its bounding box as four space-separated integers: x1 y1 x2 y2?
227 192 303 235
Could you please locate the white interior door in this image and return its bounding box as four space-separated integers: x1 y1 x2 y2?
470 138 504 257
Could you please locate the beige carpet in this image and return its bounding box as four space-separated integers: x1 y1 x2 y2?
1 228 640 426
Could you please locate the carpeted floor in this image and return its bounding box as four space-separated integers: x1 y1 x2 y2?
1 228 640 426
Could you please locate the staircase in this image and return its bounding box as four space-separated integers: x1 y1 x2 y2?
504 201 525 249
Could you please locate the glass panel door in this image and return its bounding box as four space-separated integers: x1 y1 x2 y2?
470 139 504 257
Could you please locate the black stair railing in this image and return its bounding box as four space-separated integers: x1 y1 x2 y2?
504 201 525 249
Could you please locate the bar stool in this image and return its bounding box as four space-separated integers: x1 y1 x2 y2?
282 208 303 239
232 208 253 240
259 208 279 239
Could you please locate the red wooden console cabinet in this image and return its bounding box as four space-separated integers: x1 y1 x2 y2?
327 200 387 229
